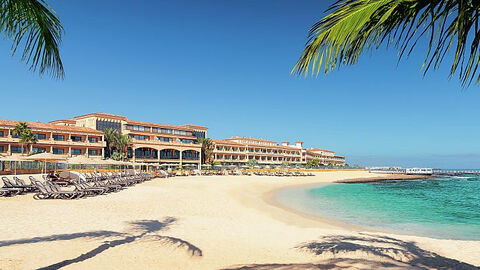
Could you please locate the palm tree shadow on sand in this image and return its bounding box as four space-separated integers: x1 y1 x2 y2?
0 217 202 270
224 233 478 270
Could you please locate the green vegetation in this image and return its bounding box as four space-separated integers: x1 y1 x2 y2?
103 128 132 160
111 152 126 161
293 0 480 86
198 138 215 165
0 0 64 78
247 159 258 167
12 122 37 155
306 158 320 167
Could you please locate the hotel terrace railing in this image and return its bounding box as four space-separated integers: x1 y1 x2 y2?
1 136 105 147
132 156 199 160
215 149 301 156
130 138 201 147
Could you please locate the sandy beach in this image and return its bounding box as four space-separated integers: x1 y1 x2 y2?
0 171 479 270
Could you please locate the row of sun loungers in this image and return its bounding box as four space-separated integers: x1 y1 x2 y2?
200 170 315 177
253 171 315 177
0 171 154 200
1 176 37 196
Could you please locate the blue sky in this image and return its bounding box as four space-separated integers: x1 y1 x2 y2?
0 0 479 168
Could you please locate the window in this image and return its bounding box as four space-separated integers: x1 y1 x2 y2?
127 125 149 132
0 146 4 152
34 134 46 140
32 147 46 153
71 149 81 155
192 130 205 139
88 149 99 156
71 136 83 142
135 148 157 159
160 128 172 134
0 131 4 137
181 139 194 144
53 135 64 141
173 130 188 136
53 148 64 155
11 146 23 153
157 137 172 142
88 137 98 143
129 135 149 141
96 120 121 131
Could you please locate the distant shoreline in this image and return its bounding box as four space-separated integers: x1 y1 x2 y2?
335 174 432 183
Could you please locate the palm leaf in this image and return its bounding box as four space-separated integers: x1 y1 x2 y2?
0 0 64 78
293 0 480 87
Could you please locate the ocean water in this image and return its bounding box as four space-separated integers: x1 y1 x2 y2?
275 176 480 240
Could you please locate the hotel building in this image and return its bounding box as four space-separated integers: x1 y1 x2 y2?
212 137 345 166
52 113 207 168
0 119 105 158
0 112 345 168
305 148 346 166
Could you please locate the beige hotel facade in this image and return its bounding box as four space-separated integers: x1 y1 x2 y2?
213 137 346 167
0 112 346 168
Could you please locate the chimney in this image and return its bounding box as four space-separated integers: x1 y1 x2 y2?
295 141 303 148
281 141 289 146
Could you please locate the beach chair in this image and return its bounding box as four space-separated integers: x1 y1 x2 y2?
13 176 37 192
45 181 84 199
1 177 27 195
31 179 83 200
71 181 108 196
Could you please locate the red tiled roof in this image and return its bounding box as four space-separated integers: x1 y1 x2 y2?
307 148 334 153
226 136 278 144
0 119 103 134
213 138 301 151
126 120 195 131
72 113 207 132
212 139 245 146
179 124 208 131
49 119 77 124
73 112 128 121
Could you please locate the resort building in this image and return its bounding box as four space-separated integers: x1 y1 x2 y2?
0 119 105 158
51 113 207 168
1 112 346 168
213 137 306 166
306 148 346 166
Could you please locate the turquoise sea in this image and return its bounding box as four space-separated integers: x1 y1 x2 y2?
275 176 480 240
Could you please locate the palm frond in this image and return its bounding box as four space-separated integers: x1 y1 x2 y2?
293 0 480 87
0 0 64 78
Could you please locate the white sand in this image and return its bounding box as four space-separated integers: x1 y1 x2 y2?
0 171 479 269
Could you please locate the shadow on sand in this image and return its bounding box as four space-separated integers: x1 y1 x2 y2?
224 233 478 270
0 217 202 270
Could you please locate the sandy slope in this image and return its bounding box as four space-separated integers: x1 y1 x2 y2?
0 171 478 270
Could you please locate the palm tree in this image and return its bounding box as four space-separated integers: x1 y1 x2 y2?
198 138 215 165
116 134 132 159
20 129 37 155
293 0 480 86
103 128 119 158
12 122 37 154
12 122 29 137
0 0 64 78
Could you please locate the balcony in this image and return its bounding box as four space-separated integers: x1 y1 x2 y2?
131 138 200 147
0 136 106 148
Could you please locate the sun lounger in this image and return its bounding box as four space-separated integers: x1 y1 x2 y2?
1 177 27 195
31 178 84 200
